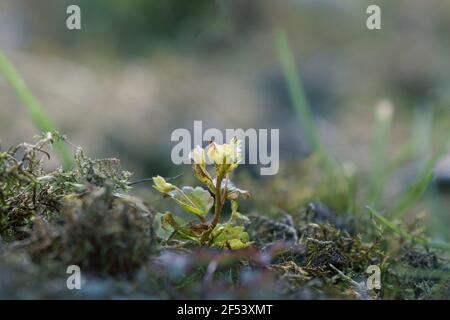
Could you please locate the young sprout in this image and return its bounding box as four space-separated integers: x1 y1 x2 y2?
152 138 251 250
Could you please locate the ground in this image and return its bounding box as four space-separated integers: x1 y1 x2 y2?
1 134 449 299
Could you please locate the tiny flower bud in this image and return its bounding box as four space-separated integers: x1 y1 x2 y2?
189 145 206 165
207 142 225 165
375 99 394 122
152 175 175 193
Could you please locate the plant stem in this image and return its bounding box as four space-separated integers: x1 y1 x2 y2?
210 172 225 229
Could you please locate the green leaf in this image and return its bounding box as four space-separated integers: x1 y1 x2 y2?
168 186 214 217
154 212 186 240
154 212 172 240
210 223 252 250
156 212 201 243
228 200 249 223
215 179 250 200
226 239 252 250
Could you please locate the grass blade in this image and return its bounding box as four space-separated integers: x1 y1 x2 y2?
367 206 418 242
0 51 72 169
274 29 333 173
389 136 450 220
412 106 434 164
367 100 394 206
367 206 450 251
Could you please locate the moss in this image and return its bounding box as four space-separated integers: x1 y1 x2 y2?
385 246 448 299
1 134 449 299
25 185 154 276
1 133 154 276
0 133 132 241
245 213 298 248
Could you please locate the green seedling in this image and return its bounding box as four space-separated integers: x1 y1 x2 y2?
152 138 252 250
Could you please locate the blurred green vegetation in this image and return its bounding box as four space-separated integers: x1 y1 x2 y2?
58 0 259 56
71 0 213 54
2 0 450 299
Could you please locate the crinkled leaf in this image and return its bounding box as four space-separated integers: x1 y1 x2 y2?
210 223 252 250
229 200 249 223
192 164 215 192
156 212 201 243
226 239 252 250
154 212 173 240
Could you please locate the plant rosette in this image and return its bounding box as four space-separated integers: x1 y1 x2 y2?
152 138 252 250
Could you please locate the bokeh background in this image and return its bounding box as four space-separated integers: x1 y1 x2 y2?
2 1 450 238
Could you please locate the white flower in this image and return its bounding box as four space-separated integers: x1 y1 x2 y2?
189 145 206 165
207 138 242 166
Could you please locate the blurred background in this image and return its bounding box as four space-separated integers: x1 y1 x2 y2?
1 1 450 238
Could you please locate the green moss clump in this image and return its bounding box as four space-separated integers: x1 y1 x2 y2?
1 133 154 276
0 132 132 241
26 185 153 276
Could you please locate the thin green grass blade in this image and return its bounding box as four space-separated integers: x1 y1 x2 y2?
274 29 333 174
345 169 357 216
367 106 435 209
0 51 72 169
428 241 450 251
412 106 434 164
389 137 450 220
426 183 450 242
367 101 394 206
367 206 450 251
367 206 419 242
386 141 414 174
